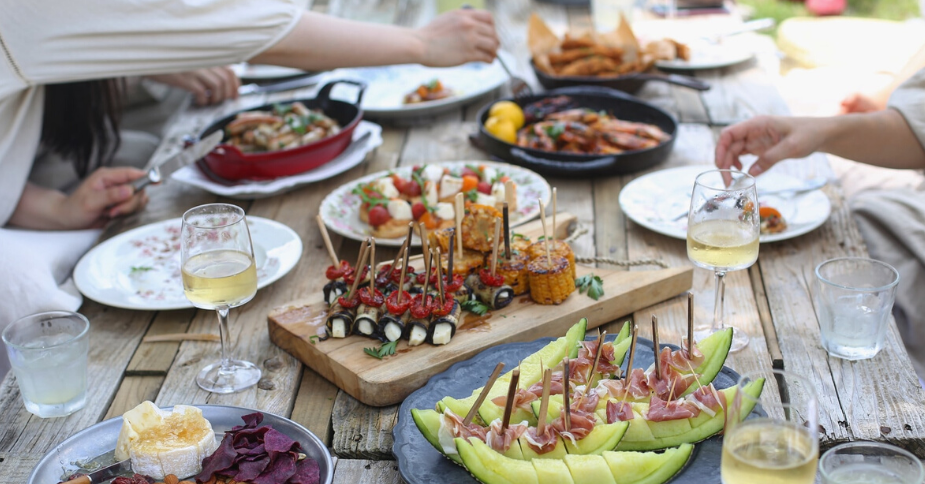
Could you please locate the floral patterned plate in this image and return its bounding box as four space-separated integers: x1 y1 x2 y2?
319 161 552 247
618 165 832 243
73 217 302 310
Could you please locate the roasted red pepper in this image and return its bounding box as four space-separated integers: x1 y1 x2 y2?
410 293 435 319
358 288 385 307
325 260 353 280
344 265 369 286
391 267 416 285
386 290 412 315
375 265 393 288
431 296 456 317
479 269 505 288
444 274 465 292
338 293 360 309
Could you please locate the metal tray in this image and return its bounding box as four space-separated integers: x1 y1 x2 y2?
393 333 760 484
28 404 334 484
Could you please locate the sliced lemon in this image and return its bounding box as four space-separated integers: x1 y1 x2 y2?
484 116 517 144
489 101 525 130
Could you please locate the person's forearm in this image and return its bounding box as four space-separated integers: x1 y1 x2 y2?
7 183 68 230
819 110 925 170
252 12 424 71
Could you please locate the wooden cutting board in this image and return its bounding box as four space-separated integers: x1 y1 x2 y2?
268 213 692 406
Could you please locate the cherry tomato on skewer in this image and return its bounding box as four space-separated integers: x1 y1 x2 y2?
479 269 505 288
386 290 413 315
325 260 353 280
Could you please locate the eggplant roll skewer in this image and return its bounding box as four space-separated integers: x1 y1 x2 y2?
429 300 461 345
379 310 411 343
406 317 430 347
354 304 382 339
326 303 356 339
465 273 515 310
323 280 348 306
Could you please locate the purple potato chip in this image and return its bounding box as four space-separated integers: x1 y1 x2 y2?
234 455 271 482
231 412 264 431
252 451 297 484
290 456 321 484
196 434 237 482
264 427 298 454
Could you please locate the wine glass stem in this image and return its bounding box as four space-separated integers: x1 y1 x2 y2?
216 305 234 374
712 270 726 332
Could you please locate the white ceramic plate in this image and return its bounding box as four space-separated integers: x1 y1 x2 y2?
320 161 551 247
170 121 383 200
231 62 313 81
655 42 754 71
74 217 302 310
317 52 513 119
619 165 832 243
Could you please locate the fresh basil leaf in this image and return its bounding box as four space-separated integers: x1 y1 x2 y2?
462 300 490 316
465 189 479 203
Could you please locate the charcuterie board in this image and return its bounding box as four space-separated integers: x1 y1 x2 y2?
268 213 692 406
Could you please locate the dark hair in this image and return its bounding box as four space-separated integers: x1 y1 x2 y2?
40 79 124 178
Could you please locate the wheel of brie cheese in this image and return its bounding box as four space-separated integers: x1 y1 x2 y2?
114 401 218 480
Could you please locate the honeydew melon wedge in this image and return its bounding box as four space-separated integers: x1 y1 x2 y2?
603 444 693 484
679 327 733 398
457 438 539 484
519 433 568 461
614 378 765 451
563 421 629 455
437 319 589 425
532 458 575 484
411 408 523 462
565 454 617 484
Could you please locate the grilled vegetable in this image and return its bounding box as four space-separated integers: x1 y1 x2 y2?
453 284 473 305
323 280 348 306
439 250 485 276
527 256 576 305
497 255 529 296
379 311 411 342
429 299 461 345
528 239 575 278
407 317 430 346
465 273 515 310
460 204 502 252
326 303 356 339
354 303 382 338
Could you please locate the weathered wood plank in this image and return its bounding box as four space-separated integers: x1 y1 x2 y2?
105 376 166 420
332 459 402 484
291 367 340 446
747 265 783 369
0 453 42 483
0 302 153 454
331 392 398 459
126 309 197 375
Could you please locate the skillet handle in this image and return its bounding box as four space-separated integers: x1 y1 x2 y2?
509 148 616 171
316 79 368 108
633 73 710 91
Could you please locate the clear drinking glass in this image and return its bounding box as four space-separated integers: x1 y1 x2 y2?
591 0 636 31
181 203 260 393
687 169 759 352
722 369 819 484
814 258 899 360
819 441 924 484
2 311 89 418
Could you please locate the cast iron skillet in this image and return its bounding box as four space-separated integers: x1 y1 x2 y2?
476 85 678 178
199 79 366 181
531 59 710 93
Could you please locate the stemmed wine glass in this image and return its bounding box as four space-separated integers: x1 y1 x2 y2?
686 169 759 353
181 203 261 393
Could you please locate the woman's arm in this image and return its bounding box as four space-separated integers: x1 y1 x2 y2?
9 168 148 230
251 9 499 71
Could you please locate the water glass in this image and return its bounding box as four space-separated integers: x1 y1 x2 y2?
813 258 899 360
819 442 924 484
2 311 90 418
592 0 635 31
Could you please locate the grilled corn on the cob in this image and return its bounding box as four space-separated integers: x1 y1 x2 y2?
527 239 576 279
496 253 530 296
527 256 575 305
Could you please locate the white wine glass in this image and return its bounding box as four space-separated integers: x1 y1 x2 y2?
687 169 759 352
722 369 819 484
181 203 261 393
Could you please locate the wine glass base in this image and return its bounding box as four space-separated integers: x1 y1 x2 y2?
694 326 750 353
196 359 262 394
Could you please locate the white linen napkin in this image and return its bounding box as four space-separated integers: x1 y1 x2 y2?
0 228 100 378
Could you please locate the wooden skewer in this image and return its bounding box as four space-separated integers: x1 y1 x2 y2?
563 357 571 432
435 247 446 304
537 368 552 435
447 232 455 279
397 239 411 305
502 202 511 261
668 373 678 401
490 218 501 277
367 238 376 297
455 192 464 259
385 236 409 280
687 292 694 357
624 324 638 382
347 240 369 298
538 199 552 267
501 368 520 432
421 250 432 296
419 222 431 280
652 315 661 381
504 180 515 215
585 331 607 398
315 214 339 266
463 362 505 426
552 187 557 242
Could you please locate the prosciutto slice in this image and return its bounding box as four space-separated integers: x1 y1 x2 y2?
485 419 528 453
527 372 565 397
568 356 593 385
570 390 599 414
690 384 726 413
577 340 620 376
597 368 650 401
647 364 697 401
658 345 704 373
523 424 559 454
605 400 634 423
491 388 538 412
551 408 596 444
442 410 487 441
646 395 700 422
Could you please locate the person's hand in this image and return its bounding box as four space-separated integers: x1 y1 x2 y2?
715 116 827 183
146 67 241 106
414 9 500 66
838 92 885 114
57 167 149 229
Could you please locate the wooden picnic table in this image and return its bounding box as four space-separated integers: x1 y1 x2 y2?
3 0 925 482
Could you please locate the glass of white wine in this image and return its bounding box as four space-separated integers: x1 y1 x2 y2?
722 369 819 484
181 203 261 394
686 169 759 352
